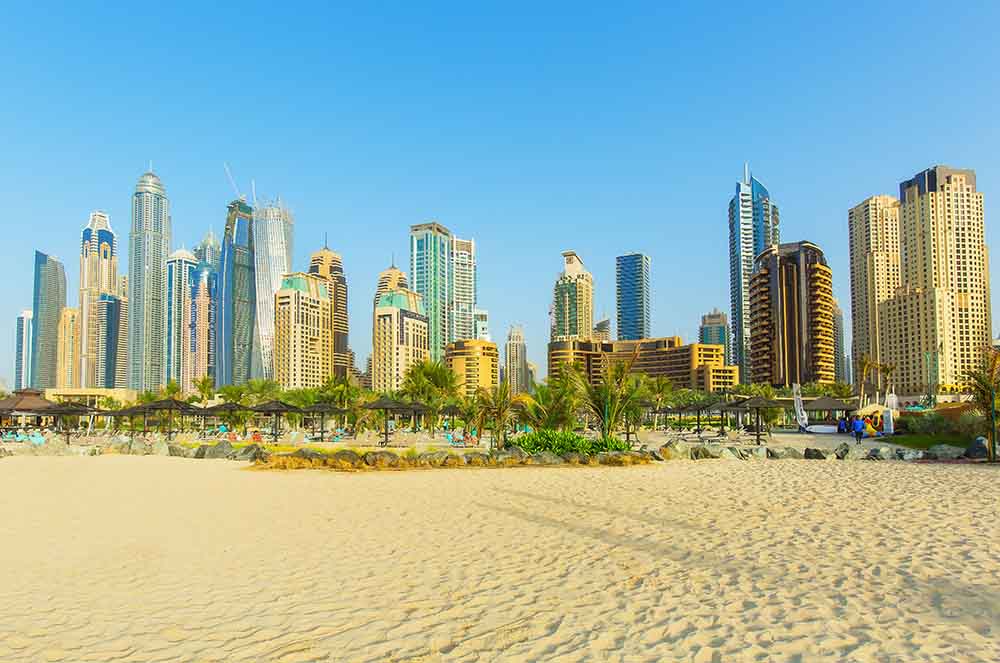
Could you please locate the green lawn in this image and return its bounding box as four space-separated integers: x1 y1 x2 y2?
888 434 970 450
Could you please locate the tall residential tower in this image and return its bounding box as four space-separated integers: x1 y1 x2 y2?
30 251 67 389
216 199 255 387
615 253 650 341
252 199 294 379
551 251 594 341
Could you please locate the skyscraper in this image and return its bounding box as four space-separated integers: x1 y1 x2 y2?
56 307 80 388
194 227 221 273
78 211 120 388
551 251 594 341
190 262 217 386
216 199 256 387
31 250 66 389
446 339 499 398
848 194 901 386
14 310 32 391
166 248 198 392
374 264 408 308
474 308 490 341
253 199 294 379
592 318 611 342
729 164 780 382
94 290 127 389
748 241 835 387
128 170 171 392
615 253 650 340
699 308 730 364
372 287 428 393
410 222 452 360
274 272 332 389
833 300 848 384
504 324 529 394
879 166 990 396
309 246 349 379
450 236 477 342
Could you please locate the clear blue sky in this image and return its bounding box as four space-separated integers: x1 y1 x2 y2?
3 2 1000 387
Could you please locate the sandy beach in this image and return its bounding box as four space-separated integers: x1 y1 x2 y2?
0 456 997 662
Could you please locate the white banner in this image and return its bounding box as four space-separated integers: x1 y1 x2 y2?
792 384 809 429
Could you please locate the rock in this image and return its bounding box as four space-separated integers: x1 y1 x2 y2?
363 450 401 468
899 449 924 461
463 452 490 466
231 444 267 462
35 438 71 456
330 449 363 469
833 442 851 460
649 448 665 461
193 444 210 459
965 437 989 459
491 451 522 466
506 445 528 459
690 445 721 460
441 453 466 467
597 451 631 466
530 451 564 465
129 439 150 455
167 444 190 457
769 447 803 459
803 448 827 460
419 450 452 467
151 440 170 456
746 446 769 459
292 448 328 462
927 444 965 460
845 445 870 461
204 440 235 459
719 446 749 460
561 452 587 464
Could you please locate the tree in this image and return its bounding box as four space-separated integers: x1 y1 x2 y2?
964 347 1000 462
402 360 458 437
646 376 673 429
194 375 215 405
161 380 181 399
517 379 576 432
477 380 521 450
569 350 645 441
858 354 874 407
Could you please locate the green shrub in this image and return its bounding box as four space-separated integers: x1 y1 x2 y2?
514 430 631 455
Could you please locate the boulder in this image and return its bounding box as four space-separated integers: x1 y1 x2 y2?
168 444 191 458
463 452 490 467
649 448 665 461
529 451 565 465
491 451 522 466
690 445 721 460
330 449 363 469
292 448 328 462
845 445 870 461
151 440 171 456
596 451 631 466
746 446 769 459
832 442 851 460
193 444 211 459
419 450 452 467
506 445 528 460
561 452 587 464
898 449 924 461
231 444 267 462
719 446 749 460
770 447 804 460
803 448 828 460
965 437 989 459
441 453 466 467
204 440 235 459
363 450 401 468
927 444 965 460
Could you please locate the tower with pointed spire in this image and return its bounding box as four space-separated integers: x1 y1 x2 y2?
309 242 349 379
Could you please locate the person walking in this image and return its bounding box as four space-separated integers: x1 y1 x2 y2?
852 416 865 445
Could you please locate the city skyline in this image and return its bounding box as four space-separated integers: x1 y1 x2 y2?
4 5 1000 386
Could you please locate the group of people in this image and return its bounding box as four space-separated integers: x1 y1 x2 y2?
837 414 885 444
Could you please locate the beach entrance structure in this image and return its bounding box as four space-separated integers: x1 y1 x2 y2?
364 396 410 446
251 400 303 445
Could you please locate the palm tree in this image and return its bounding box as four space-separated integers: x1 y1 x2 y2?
194 375 215 405
964 347 1000 462
402 360 458 437
477 380 521 450
516 380 576 432
646 376 673 429
858 353 874 407
569 350 644 441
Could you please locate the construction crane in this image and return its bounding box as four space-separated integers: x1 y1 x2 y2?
223 163 245 201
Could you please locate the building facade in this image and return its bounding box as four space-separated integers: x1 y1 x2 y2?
31 250 67 389
699 308 730 364
78 211 120 388
446 339 499 398
216 199 256 387
194 227 221 273
94 290 128 389
833 300 849 384
473 308 490 341
252 200 294 380
592 318 611 342
273 272 332 389
128 170 171 392
372 288 429 393
847 194 901 387
729 164 780 382
450 236 477 343
374 265 408 307
748 241 835 387
551 251 594 341
166 248 199 392
190 262 217 387
56 307 80 389
410 222 451 361
504 324 529 394
548 336 738 392
14 310 32 391
309 246 349 379
615 253 650 340
879 166 991 396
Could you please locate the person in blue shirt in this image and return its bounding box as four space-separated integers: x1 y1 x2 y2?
852 416 865 445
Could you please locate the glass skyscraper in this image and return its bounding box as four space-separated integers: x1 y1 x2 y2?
410 222 452 361
699 308 730 364
216 199 256 387
252 199 294 379
30 251 67 389
194 227 221 273
14 310 32 390
166 248 199 391
128 170 171 391
615 253 650 340
729 163 779 382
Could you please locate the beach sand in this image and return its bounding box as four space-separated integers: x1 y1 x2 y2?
0 456 997 662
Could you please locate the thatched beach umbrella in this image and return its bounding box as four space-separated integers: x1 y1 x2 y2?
738 396 786 445
140 398 199 440
46 402 98 444
363 396 409 446
441 404 461 430
303 402 344 440
251 400 303 445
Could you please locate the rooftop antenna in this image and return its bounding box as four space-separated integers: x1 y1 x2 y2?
744 162 750 183
324 232 329 249
391 252 395 268
223 162 242 200
148 160 154 173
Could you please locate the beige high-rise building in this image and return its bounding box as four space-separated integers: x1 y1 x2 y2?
551 251 594 341
446 339 499 398
56 307 80 389
848 195 900 385
273 273 333 389
78 211 120 388
504 324 529 394
372 288 429 393
374 264 408 308
879 166 991 396
309 247 349 379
